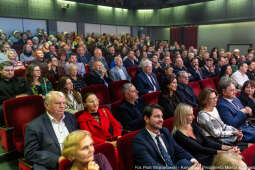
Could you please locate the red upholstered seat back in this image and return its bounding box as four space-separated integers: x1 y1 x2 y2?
117 130 140 170
126 66 138 80
109 80 130 102
81 84 111 105
241 143 255 167
94 143 119 170
141 91 161 105
163 117 175 132
110 99 123 120
188 81 201 97
59 157 72 170
3 95 45 152
14 69 26 78
199 78 217 90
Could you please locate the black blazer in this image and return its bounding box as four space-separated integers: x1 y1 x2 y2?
187 67 203 82
123 58 138 67
177 83 198 107
238 92 255 117
173 123 221 166
117 98 146 131
158 92 183 119
85 70 111 86
24 112 79 170
133 127 193 169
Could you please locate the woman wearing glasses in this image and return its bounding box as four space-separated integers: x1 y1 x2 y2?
77 93 122 147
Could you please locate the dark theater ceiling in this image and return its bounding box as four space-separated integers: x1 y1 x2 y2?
64 0 215 9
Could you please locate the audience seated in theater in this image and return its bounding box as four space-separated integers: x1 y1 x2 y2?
5 49 25 70
0 42 10 63
77 93 122 146
105 45 116 66
188 57 204 82
25 64 52 97
109 56 131 82
238 80 255 117
85 61 111 87
150 54 162 74
199 51 210 67
19 43 34 64
215 57 227 75
132 104 203 170
123 49 139 67
58 76 84 114
183 52 194 68
45 56 65 88
173 56 187 75
211 152 248 170
219 64 239 89
202 58 217 78
62 130 112 170
117 83 146 131
88 48 108 71
158 65 175 86
58 50 68 69
231 63 249 87
0 61 32 126
160 54 172 69
217 80 255 142
173 103 239 166
158 75 183 119
135 59 160 95
24 91 79 170
76 45 90 65
42 42 51 60
246 61 255 80
177 71 198 107
229 56 238 73
68 64 86 91
31 49 48 71
65 53 86 77
197 88 243 145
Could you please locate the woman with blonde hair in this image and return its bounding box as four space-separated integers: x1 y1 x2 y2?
62 130 112 170
172 103 238 166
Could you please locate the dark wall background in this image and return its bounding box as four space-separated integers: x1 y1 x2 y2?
1 0 255 26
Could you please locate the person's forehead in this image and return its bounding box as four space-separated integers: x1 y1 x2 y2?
151 108 163 115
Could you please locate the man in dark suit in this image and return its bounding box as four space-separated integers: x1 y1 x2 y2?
123 50 138 67
85 61 111 86
135 59 160 96
117 83 146 131
177 71 198 107
133 104 200 170
187 58 203 82
217 80 255 142
24 91 79 170
201 58 216 78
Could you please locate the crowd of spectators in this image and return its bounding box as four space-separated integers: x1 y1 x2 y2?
1 28 255 169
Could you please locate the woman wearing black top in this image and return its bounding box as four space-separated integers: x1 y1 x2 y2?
238 80 255 117
172 103 239 166
158 75 182 119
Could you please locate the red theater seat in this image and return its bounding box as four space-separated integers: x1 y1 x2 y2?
163 117 175 132
126 66 138 81
189 81 201 97
199 78 217 90
109 80 130 102
110 99 123 120
241 143 255 167
141 91 160 105
81 84 111 106
2 95 45 153
14 68 26 78
117 130 140 170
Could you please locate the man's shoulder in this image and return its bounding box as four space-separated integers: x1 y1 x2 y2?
27 113 47 128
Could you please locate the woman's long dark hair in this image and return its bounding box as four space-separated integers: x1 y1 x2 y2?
58 76 82 104
160 75 176 95
25 64 42 84
219 64 231 78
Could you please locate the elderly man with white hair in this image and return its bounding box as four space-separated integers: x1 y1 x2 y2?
24 91 79 170
135 59 160 95
109 56 131 81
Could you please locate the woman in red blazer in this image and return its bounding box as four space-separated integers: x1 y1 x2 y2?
78 92 122 147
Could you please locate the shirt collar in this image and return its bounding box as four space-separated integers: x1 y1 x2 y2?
224 97 233 103
146 128 160 139
47 112 65 123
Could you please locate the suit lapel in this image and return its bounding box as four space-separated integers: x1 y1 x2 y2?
43 114 61 152
143 72 154 89
63 113 73 132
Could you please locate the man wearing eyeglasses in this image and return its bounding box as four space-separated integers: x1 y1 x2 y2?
0 61 32 126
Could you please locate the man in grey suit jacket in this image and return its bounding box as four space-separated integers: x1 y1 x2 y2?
24 91 79 170
109 56 131 82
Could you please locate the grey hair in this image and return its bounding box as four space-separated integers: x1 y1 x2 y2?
140 59 152 68
122 83 133 94
177 70 187 78
45 91 65 105
219 80 233 92
114 56 122 63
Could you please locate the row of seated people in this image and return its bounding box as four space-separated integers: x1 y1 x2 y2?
0 76 254 170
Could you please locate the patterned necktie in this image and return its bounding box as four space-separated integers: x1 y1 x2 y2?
155 135 174 167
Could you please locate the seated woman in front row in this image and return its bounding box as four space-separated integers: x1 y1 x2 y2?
77 93 122 148
62 130 113 170
172 103 239 166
